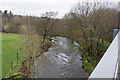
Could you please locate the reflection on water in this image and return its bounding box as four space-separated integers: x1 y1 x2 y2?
31 37 87 78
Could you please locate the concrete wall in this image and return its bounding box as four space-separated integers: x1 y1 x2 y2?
89 31 120 78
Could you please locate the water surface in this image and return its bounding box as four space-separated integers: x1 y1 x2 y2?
32 37 87 78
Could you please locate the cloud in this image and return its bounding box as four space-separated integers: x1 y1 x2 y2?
0 0 78 18
0 0 119 18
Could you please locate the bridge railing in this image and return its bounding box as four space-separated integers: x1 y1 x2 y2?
89 31 120 78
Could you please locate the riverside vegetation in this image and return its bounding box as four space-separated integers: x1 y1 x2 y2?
2 32 51 78
1 1 118 78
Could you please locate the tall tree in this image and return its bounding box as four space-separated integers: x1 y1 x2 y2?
3 10 8 14
63 2 117 71
41 11 58 43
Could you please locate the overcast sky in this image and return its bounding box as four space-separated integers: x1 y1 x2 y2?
0 0 119 18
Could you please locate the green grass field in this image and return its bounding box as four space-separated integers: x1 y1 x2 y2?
2 33 51 78
2 33 22 78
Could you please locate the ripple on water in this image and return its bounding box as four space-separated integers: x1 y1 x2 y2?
31 37 87 78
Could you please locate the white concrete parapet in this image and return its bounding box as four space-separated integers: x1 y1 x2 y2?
89 31 120 78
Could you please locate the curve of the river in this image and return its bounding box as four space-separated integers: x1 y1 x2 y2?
31 37 87 78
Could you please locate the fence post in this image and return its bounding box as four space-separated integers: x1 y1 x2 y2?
113 29 119 40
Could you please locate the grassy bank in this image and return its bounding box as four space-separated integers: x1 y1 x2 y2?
81 40 110 76
2 33 51 78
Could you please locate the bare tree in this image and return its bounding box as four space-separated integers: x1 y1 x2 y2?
63 1 118 75
41 11 58 43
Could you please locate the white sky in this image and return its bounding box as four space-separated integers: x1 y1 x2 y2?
0 0 119 18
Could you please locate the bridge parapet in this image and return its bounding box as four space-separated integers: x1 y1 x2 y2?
89 31 120 78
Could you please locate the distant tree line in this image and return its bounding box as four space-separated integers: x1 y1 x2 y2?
1 6 118 42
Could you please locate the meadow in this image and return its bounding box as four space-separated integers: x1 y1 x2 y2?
2 33 51 78
2 33 22 78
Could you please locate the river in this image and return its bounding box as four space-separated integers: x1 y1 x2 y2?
31 37 87 78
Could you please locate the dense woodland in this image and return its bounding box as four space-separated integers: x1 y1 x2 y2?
1 2 119 76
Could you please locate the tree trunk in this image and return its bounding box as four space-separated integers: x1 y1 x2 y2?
42 34 46 43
